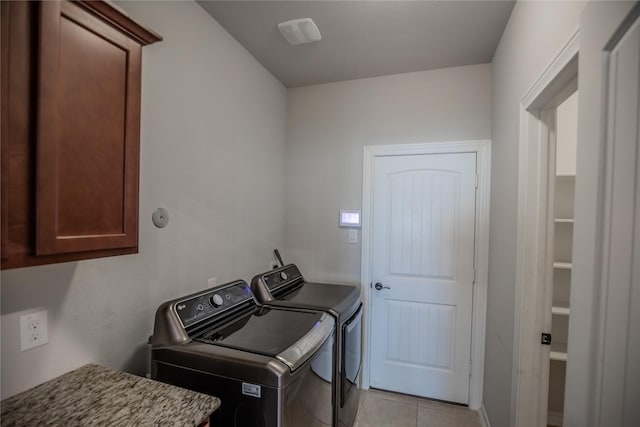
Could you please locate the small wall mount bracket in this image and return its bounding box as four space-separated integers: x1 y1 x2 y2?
152 208 169 228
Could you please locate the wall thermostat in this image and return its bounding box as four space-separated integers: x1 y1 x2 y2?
339 210 361 228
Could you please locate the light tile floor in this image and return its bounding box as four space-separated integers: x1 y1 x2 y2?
354 389 481 427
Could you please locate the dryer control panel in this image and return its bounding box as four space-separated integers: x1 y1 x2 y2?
261 264 303 293
174 280 253 329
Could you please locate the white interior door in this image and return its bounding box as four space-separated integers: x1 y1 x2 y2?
369 152 477 404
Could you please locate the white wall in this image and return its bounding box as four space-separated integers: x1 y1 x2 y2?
488 2 586 426
284 64 491 283
0 1 287 398
556 91 578 176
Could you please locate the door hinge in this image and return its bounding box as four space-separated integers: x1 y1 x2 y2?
541 333 552 345
468 360 472 377
475 173 479 188
473 267 476 284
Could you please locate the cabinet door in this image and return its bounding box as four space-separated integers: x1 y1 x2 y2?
36 0 141 254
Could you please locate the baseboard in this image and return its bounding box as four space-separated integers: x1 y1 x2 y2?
479 404 491 427
547 411 563 426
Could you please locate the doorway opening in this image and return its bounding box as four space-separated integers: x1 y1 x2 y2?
547 87 578 427
512 31 578 427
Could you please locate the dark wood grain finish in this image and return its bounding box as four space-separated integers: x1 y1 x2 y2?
37 0 141 254
75 0 162 45
1 2 10 260
2 1 37 267
1 0 160 269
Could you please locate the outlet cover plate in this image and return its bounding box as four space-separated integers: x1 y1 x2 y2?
20 310 48 351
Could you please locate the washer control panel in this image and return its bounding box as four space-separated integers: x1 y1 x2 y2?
262 264 303 292
175 280 253 329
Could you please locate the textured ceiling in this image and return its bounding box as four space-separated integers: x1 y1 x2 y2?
198 1 515 88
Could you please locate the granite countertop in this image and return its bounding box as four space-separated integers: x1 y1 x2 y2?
1 364 220 426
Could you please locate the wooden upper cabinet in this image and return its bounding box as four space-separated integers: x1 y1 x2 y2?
1 1 161 269
37 1 142 255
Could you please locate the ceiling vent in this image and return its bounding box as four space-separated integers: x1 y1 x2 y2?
277 18 321 45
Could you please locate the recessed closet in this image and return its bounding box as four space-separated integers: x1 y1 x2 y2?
547 90 578 427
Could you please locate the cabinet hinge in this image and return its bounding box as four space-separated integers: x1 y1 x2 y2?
473 267 476 284
469 360 472 377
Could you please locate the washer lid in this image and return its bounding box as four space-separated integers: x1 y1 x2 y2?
197 308 334 370
282 282 360 312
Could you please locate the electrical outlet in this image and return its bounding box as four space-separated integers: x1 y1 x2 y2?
207 277 217 288
20 310 48 351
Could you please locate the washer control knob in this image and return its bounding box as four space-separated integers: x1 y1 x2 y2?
210 294 224 307
197 304 204 311
279 271 288 281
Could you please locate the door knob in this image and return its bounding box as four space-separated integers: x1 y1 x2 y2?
374 282 390 290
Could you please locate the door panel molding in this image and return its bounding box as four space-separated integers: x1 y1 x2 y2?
361 140 491 410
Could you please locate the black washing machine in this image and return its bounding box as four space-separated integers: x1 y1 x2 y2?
251 264 362 427
151 280 335 427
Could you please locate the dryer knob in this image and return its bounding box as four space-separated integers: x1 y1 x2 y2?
279 271 288 281
210 294 224 307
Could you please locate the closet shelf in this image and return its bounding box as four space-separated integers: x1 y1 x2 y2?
553 262 572 269
554 218 574 224
552 306 570 316
550 342 568 362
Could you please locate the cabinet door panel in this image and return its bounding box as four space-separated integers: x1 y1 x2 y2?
36 0 140 254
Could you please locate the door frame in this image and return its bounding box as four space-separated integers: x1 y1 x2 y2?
511 30 578 427
587 5 640 425
360 140 491 410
